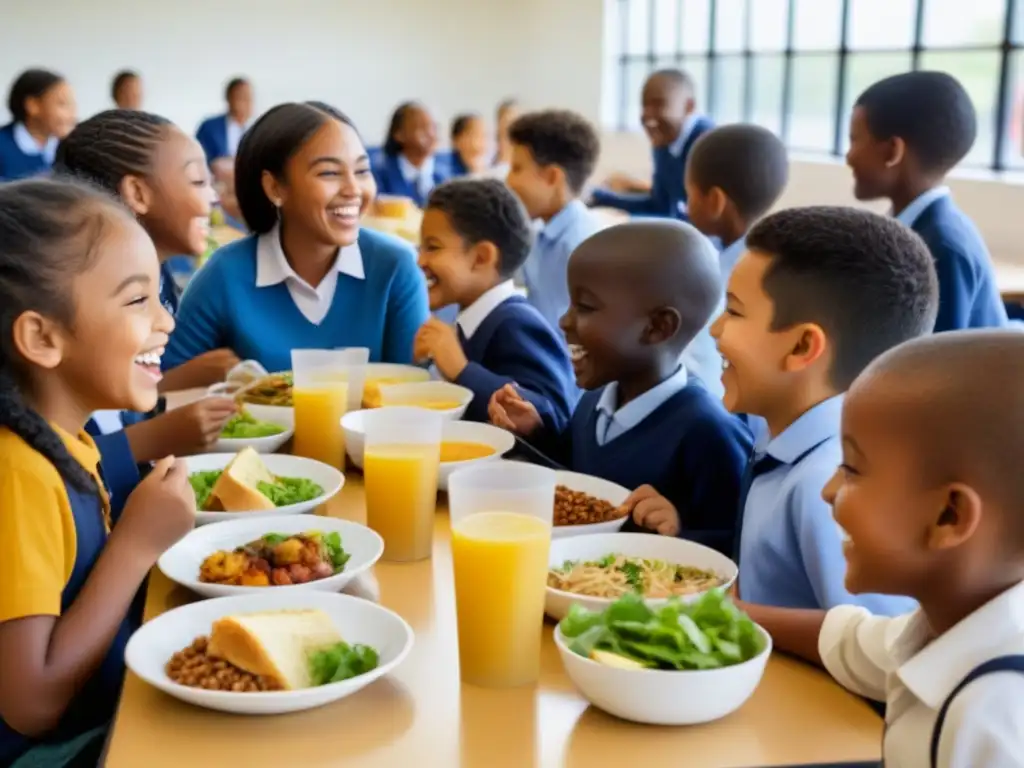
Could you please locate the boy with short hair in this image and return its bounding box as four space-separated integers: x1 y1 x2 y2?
490 220 751 554
626 207 938 612
739 330 1024 767
414 178 576 431
847 71 1007 332
591 69 713 219
506 109 601 332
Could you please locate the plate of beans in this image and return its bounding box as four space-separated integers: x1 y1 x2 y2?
552 471 630 539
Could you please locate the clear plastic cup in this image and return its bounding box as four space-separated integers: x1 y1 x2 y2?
291 348 369 469
363 407 443 562
448 461 556 687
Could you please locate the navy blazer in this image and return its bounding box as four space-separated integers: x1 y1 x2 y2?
371 152 451 208
196 115 230 165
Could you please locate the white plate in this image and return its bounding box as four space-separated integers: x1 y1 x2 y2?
186 453 344 525
545 532 738 621
554 621 770 725
214 410 294 455
125 591 414 715
552 470 630 539
158 515 384 598
376 381 473 420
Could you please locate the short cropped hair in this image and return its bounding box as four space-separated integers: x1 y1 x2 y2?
508 109 600 194
747 206 939 390
426 178 533 278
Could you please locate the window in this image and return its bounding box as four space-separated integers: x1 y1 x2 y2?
605 0 1023 171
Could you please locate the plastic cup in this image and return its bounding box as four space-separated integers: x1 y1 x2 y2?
448 461 556 687
291 348 369 469
363 407 443 562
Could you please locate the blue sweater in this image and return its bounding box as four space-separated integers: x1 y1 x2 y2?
371 152 451 208
455 296 577 432
0 123 51 181
164 228 429 372
533 383 752 555
590 116 714 218
912 196 1008 332
195 115 230 165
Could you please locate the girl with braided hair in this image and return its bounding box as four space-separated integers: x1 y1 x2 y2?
55 109 239 468
0 179 195 767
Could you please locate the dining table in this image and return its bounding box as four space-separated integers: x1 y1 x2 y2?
104 395 883 767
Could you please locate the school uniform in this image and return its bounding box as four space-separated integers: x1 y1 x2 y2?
521 200 599 331
371 152 450 208
590 114 714 219
896 187 1008 333
448 151 473 178
164 224 429 373
0 122 57 181
452 280 577 432
532 367 751 554
736 395 917 615
820 581 1024 767
0 425 142 766
195 114 246 164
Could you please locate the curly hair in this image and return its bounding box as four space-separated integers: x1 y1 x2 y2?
508 110 600 193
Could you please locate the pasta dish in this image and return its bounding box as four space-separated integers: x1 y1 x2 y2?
237 372 293 406
548 554 723 599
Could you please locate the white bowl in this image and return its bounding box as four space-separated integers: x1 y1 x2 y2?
376 381 473 420
125 591 414 715
552 470 630 539
554 621 771 725
213 411 294 455
361 363 431 395
185 453 344 525
158 515 384 598
545 532 738 621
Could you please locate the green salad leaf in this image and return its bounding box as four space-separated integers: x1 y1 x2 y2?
321 531 351 572
220 411 285 439
261 533 289 546
256 476 324 506
559 590 765 671
308 641 380 685
188 470 222 510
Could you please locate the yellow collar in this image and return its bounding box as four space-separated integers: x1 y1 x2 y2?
50 423 111 529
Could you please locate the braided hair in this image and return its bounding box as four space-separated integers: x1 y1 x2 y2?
54 109 172 194
0 179 127 492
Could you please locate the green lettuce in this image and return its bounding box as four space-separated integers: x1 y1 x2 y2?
308 642 379 685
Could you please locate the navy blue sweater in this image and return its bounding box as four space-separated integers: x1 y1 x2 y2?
913 196 1008 332
455 296 577 433
590 116 714 218
0 123 51 181
531 382 752 555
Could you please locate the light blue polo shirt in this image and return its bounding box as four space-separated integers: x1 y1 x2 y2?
737 395 918 615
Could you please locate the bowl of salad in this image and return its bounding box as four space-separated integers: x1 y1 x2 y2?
554 591 771 725
214 409 294 454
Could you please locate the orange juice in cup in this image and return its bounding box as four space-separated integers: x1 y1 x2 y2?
290 348 368 469
364 407 443 562
449 462 556 687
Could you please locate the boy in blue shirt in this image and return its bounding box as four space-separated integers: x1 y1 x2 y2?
505 109 601 331
590 69 713 219
638 207 938 613
846 71 1007 332
491 220 751 554
414 179 576 432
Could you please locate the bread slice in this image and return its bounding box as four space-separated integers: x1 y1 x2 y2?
207 609 343 690
207 447 276 512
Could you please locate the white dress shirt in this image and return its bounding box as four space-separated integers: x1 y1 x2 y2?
225 117 247 158
255 224 364 325
13 122 58 164
398 153 437 203
456 280 519 340
819 581 1024 767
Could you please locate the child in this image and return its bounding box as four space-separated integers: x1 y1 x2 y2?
637 207 938 612
111 70 143 110
684 123 789 284
373 101 449 207
0 179 195 766
414 179 576 431
847 71 1007 332
195 76 254 165
590 69 713 219
55 110 239 467
738 330 1024 767
505 109 600 331
491 220 751 553
449 113 489 177
0 69 76 181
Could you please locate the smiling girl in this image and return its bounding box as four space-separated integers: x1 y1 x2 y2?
164 101 429 373
0 69 77 181
373 101 450 207
0 180 196 767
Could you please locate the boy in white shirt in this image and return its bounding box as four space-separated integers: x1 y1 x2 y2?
737 329 1024 767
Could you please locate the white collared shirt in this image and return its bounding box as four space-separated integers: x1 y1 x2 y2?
820 581 1024 767
225 118 246 158
398 153 436 203
894 186 951 228
667 113 701 158
255 224 364 325
456 280 519 340
12 122 57 164
595 366 689 445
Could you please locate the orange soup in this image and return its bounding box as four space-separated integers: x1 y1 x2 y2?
440 442 496 463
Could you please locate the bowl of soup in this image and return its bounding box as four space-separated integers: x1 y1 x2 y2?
341 411 513 478
361 364 431 409
373 381 473 420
